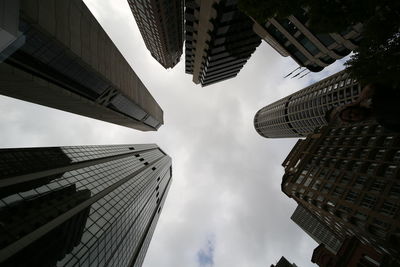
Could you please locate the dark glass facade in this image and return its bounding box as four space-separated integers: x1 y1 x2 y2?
127 0 184 69
281 122 400 259
312 236 396 266
254 70 361 138
185 0 261 86
0 144 172 267
291 204 343 253
0 0 163 131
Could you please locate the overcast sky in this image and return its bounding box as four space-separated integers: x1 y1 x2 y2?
0 1 350 266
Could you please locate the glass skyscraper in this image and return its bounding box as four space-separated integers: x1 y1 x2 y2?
0 144 172 267
291 204 343 253
127 0 184 69
0 0 164 131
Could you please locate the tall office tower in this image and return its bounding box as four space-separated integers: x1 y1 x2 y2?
270 256 297 267
185 0 261 86
127 0 184 69
281 122 400 259
0 144 172 267
254 70 361 138
0 0 163 131
252 12 362 72
291 204 343 253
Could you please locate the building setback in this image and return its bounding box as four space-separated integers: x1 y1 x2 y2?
312 237 394 266
0 144 172 267
270 256 297 267
252 10 362 72
254 70 361 138
281 122 400 259
291 204 343 253
127 0 184 69
185 0 261 86
0 0 163 131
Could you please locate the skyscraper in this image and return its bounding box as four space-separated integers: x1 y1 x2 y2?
270 256 297 267
291 204 343 253
185 0 261 86
254 70 361 138
252 13 362 72
0 144 172 267
0 0 163 131
127 0 184 69
312 237 392 266
281 122 400 259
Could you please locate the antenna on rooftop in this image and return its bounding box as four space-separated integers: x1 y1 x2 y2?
291 68 307 78
299 71 311 79
283 66 301 78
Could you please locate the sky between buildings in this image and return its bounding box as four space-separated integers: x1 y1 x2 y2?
0 0 350 266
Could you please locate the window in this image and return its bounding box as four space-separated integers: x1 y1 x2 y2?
360 195 377 209
369 225 386 238
304 177 313 187
369 179 386 193
380 201 399 216
298 34 319 55
312 180 321 190
345 190 359 203
296 175 305 184
389 183 400 198
384 165 398 177
332 187 344 198
340 174 352 185
354 211 368 221
354 176 368 189
322 183 332 194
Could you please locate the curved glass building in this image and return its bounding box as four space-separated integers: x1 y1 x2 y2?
254 70 361 138
0 144 172 267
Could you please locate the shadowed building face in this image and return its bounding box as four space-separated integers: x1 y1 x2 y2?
127 0 184 69
0 144 172 267
185 0 261 87
281 122 400 260
0 0 163 131
252 10 362 72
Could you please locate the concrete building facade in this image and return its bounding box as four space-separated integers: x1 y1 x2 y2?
185 0 261 86
291 204 343 253
254 70 361 138
0 144 172 267
0 0 163 131
312 237 394 266
281 122 400 259
252 11 362 72
127 0 184 69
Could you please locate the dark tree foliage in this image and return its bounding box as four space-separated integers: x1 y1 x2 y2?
238 0 400 89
